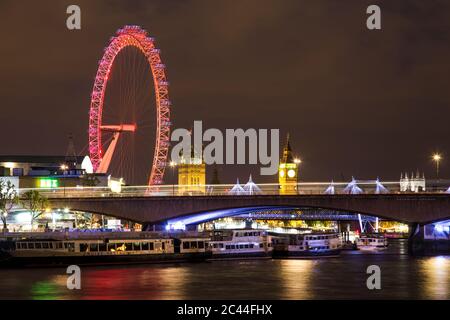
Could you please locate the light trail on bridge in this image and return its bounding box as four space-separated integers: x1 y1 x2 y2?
16 180 450 199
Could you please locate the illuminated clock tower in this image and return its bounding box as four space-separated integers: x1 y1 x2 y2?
278 134 300 195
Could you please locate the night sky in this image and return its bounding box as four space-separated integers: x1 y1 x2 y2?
0 0 449 184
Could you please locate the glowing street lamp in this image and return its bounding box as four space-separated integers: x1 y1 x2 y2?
432 153 442 179
169 161 177 195
60 164 69 197
294 158 301 165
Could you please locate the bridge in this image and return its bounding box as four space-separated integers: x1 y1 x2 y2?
41 182 450 227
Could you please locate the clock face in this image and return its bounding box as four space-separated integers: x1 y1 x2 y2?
287 169 296 178
279 170 285 178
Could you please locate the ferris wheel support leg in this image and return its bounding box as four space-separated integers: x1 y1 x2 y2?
96 132 121 174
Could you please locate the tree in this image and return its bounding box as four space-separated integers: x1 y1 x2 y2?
0 179 18 232
21 190 49 230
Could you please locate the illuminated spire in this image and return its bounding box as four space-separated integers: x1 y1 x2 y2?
281 133 294 163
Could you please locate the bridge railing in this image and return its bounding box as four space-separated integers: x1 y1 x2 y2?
16 181 450 198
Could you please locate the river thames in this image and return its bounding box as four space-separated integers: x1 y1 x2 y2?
0 240 448 300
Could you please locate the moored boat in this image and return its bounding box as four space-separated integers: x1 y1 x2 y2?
207 229 273 260
0 232 211 268
272 232 342 258
356 233 388 250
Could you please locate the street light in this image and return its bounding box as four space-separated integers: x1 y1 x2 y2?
2 212 7 233
169 161 177 195
432 153 442 180
60 164 68 197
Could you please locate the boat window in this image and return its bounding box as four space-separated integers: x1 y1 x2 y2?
35 243 42 249
183 242 190 249
125 243 133 251
90 244 99 252
133 242 141 250
249 244 254 248
80 243 89 252
190 241 198 249
42 243 49 249
259 243 263 248
231 245 236 249
98 243 107 251
198 241 204 249
141 242 149 250
27 243 34 249
225 245 230 249
108 243 116 251
56 242 63 249
65 242 75 250
218 243 224 248
149 242 154 250
162 242 165 250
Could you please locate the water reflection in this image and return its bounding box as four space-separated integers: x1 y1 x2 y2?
279 259 315 299
74 265 188 300
0 241 448 300
30 280 63 300
420 256 449 299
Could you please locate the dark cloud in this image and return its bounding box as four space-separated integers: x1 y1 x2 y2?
0 0 448 183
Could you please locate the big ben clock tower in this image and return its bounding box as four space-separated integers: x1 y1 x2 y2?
278 134 301 195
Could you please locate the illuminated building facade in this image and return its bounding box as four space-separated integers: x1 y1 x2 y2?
0 155 107 189
177 149 206 195
400 171 426 192
278 135 300 195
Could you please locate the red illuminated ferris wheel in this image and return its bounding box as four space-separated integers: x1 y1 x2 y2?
88 25 171 186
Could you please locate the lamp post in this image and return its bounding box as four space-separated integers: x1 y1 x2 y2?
2 212 7 233
432 153 442 180
294 158 301 194
60 164 68 197
169 161 177 196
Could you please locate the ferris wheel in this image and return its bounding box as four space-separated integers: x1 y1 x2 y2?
88 26 171 185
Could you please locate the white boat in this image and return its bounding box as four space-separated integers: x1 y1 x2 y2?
356 234 388 250
207 229 273 260
273 232 342 258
